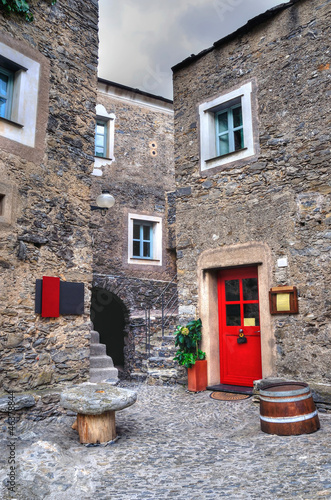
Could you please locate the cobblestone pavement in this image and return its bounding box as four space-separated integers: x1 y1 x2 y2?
0 382 330 500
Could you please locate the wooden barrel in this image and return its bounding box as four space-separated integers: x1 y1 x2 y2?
259 382 320 436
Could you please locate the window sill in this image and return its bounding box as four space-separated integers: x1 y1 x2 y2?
205 147 247 164
94 155 113 160
128 257 161 266
0 116 23 128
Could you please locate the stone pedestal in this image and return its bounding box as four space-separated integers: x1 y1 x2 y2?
60 383 137 444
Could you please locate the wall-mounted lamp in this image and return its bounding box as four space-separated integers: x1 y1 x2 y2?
91 190 115 215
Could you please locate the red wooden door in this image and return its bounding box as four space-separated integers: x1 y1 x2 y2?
218 267 262 387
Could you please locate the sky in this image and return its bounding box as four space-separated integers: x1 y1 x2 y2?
98 0 291 100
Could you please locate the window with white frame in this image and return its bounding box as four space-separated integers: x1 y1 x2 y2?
0 43 41 148
128 214 162 265
92 104 115 176
199 81 258 172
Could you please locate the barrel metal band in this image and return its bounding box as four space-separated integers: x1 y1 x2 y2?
260 392 312 404
260 410 318 424
260 386 310 397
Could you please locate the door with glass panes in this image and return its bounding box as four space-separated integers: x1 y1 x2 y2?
218 267 262 387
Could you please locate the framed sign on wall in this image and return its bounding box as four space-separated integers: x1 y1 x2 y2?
269 286 298 315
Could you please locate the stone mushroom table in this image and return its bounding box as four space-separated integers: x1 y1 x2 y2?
60 383 137 444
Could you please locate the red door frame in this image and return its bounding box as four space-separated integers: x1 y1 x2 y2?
218 266 262 387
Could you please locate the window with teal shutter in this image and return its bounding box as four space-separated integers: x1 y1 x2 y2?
215 103 244 157
132 221 153 259
0 67 14 120
95 121 107 157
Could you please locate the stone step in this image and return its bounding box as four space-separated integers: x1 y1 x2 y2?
90 355 114 368
90 367 119 383
90 343 107 356
91 330 100 343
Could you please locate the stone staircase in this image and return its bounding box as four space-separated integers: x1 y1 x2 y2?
131 334 186 385
89 330 119 384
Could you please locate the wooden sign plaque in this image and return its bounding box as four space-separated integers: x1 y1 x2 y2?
269 286 298 315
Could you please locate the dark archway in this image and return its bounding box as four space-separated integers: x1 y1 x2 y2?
90 287 127 368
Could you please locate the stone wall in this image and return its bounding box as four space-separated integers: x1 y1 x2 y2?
90 82 176 376
0 0 98 392
172 0 330 387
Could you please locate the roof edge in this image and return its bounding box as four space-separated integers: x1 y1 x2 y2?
172 0 303 73
97 78 173 104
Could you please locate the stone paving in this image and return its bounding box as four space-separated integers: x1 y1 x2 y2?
0 382 330 500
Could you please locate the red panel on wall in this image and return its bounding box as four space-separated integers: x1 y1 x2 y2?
42 276 60 317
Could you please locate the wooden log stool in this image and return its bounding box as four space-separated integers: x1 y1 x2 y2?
60 383 137 444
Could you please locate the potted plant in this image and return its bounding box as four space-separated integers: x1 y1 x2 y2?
173 318 207 392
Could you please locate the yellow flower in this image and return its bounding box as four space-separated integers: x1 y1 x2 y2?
181 327 189 336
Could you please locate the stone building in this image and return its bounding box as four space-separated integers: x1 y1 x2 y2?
0 1 98 393
172 0 330 397
90 79 177 381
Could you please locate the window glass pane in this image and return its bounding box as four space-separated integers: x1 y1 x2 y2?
219 134 229 155
143 242 151 258
0 74 8 96
234 129 244 150
143 225 151 241
95 135 104 147
96 124 105 135
226 304 241 326
217 112 228 133
133 223 140 239
0 73 9 118
232 106 243 128
225 280 240 301
133 241 140 256
0 98 6 118
243 278 258 301
243 303 260 326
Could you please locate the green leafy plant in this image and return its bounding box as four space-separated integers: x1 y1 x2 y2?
0 0 56 22
173 318 206 368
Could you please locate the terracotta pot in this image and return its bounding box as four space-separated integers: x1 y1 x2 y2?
187 359 207 392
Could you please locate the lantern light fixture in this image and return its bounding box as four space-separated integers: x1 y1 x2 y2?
91 190 115 214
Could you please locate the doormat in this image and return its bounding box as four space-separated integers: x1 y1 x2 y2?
210 392 251 401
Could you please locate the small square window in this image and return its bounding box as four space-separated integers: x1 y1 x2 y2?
128 214 162 266
199 81 258 172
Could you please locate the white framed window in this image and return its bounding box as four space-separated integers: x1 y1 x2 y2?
199 81 257 172
128 213 162 266
92 104 115 176
0 44 40 147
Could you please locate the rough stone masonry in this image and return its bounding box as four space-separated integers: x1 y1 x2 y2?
0 0 99 392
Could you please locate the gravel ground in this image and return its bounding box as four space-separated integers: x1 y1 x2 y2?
0 382 330 500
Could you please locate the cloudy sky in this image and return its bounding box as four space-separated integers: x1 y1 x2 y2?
98 0 290 99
